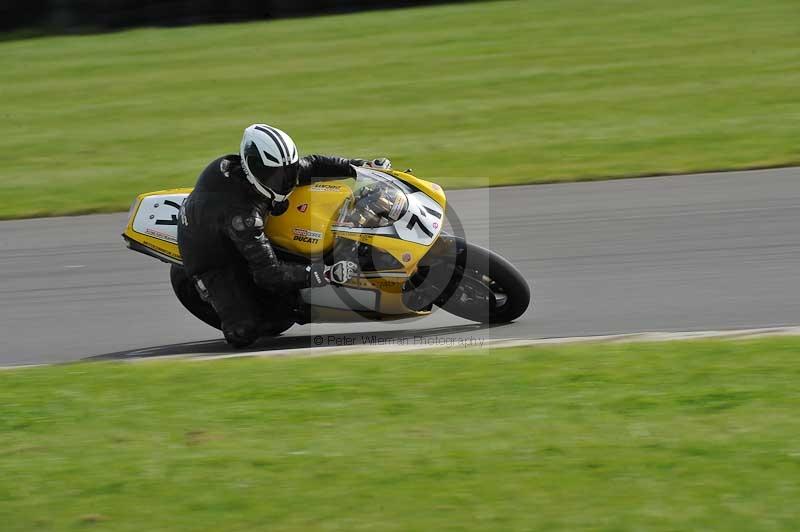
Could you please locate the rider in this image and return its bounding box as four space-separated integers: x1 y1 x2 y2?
178 123 390 347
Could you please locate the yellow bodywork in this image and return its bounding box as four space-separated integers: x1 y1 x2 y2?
123 170 446 321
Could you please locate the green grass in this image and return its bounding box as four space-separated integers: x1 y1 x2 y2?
2 338 800 530
1 0 799 219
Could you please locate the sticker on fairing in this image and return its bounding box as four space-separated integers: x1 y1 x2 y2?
388 193 407 220
292 228 323 244
131 194 189 243
309 183 343 192
145 227 176 242
391 191 443 246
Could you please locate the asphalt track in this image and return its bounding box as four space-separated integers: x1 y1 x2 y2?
1 167 799 365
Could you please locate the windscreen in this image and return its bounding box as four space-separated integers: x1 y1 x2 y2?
335 174 408 229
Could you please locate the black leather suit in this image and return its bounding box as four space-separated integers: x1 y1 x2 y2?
177 153 357 345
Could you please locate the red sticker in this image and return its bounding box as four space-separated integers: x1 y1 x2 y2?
402 252 412 262
297 204 308 213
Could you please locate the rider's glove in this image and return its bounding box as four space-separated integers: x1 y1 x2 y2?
369 158 392 170
326 260 358 285
352 158 392 170
306 261 358 288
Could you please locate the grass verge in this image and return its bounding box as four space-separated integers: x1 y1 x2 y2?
1 0 799 219
2 338 800 530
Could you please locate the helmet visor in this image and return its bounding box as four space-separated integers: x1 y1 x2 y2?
243 143 298 197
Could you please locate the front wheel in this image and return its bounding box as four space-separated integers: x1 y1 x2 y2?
436 240 531 324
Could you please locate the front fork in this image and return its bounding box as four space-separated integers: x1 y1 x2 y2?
402 234 468 311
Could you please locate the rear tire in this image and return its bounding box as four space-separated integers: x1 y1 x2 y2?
170 265 221 330
169 265 294 337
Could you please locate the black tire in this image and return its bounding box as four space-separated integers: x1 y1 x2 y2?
170 265 222 330
436 240 530 323
169 265 295 337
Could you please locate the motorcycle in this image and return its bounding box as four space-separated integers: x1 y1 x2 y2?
122 166 530 338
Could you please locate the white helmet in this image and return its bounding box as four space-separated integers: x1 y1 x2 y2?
240 124 300 201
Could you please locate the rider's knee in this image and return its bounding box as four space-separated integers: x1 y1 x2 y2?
223 319 260 348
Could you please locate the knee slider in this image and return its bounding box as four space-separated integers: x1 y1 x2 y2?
223 319 260 347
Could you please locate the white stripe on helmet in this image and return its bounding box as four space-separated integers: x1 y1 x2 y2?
242 124 299 167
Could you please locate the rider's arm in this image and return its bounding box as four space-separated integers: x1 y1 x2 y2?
224 206 315 290
297 155 359 185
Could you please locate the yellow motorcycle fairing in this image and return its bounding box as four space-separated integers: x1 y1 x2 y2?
122 169 447 321
122 187 191 264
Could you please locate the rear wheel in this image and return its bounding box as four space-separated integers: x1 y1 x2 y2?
170 265 221 330
169 265 294 337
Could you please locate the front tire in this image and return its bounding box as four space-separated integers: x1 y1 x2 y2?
436 240 531 323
